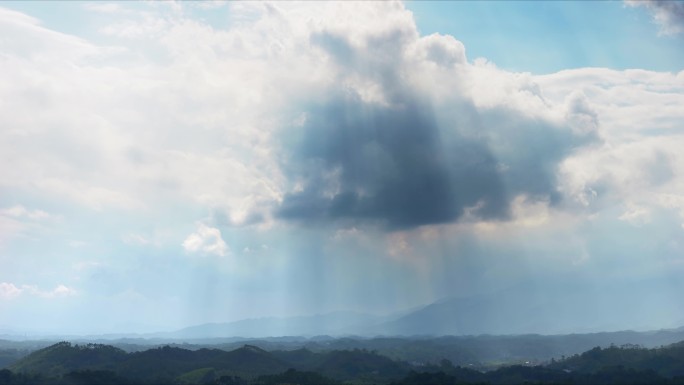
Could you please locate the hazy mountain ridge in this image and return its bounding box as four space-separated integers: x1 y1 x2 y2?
157 284 684 339
3 286 679 342
378 283 684 336
160 311 387 339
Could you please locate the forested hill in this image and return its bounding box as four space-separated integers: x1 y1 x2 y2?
8 342 291 382
3 342 410 384
3 340 684 384
5 327 684 369
547 343 684 378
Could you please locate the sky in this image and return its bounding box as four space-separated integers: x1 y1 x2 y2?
1 0 684 335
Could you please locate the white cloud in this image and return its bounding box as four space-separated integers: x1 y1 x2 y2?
410 33 466 67
619 203 652 226
0 3 285 219
0 282 22 299
0 205 51 220
182 223 229 257
0 282 76 300
565 91 599 136
48 284 78 298
537 68 684 218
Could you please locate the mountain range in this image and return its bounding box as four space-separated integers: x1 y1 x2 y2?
156 284 684 339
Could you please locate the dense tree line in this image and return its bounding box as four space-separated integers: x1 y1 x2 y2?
4 340 684 384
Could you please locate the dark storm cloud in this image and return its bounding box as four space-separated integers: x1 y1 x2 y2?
653 0 684 30
477 108 594 205
630 0 684 35
276 92 597 230
274 26 598 230
277 95 505 229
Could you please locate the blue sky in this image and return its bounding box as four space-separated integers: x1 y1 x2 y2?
406 1 684 73
0 1 683 336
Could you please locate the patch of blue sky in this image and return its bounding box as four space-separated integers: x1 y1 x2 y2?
2 1 242 41
3 1 118 40
405 1 684 74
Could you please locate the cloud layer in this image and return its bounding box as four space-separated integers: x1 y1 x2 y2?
0 1 683 333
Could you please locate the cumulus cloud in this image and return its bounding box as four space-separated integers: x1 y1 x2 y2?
182 223 229 257
627 0 684 35
537 68 684 210
274 5 598 230
411 33 467 68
